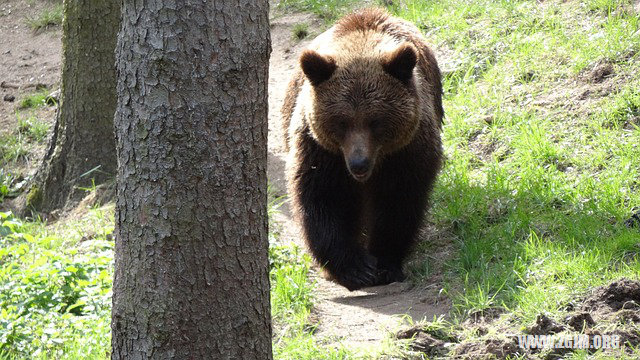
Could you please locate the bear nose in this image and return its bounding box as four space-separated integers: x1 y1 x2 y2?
349 156 370 176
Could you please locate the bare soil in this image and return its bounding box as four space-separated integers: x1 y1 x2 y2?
405 279 640 359
0 0 61 135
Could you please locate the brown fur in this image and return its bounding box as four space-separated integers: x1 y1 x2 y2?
282 8 444 290
281 72 304 152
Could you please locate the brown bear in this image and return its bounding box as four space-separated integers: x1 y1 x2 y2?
282 8 444 291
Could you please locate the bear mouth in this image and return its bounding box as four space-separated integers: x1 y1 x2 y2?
350 170 372 182
343 147 377 182
345 156 375 182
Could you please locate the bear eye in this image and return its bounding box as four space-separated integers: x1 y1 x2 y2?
337 119 348 131
369 118 383 130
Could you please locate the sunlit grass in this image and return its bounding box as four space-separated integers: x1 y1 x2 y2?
383 0 640 356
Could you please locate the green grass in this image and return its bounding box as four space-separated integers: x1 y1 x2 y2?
0 91 54 204
25 3 63 31
17 115 49 143
0 172 11 203
0 114 50 166
381 0 640 357
2 0 640 358
0 210 113 359
0 192 352 359
0 94 53 189
276 0 364 21
292 23 310 40
270 245 352 359
387 0 640 309
0 133 29 164
268 188 353 359
18 90 55 110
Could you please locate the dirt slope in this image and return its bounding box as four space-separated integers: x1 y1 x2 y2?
0 0 61 134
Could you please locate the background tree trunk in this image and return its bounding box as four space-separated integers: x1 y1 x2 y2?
29 0 119 212
111 1 271 359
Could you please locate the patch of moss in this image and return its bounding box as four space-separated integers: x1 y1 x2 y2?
26 185 42 209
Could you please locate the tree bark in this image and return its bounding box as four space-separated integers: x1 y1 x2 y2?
30 0 119 212
111 1 271 359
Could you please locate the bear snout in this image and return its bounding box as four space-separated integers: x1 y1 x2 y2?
342 130 376 181
346 153 373 181
348 155 370 175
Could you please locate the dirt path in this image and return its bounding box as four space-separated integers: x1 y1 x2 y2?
267 13 450 350
0 0 61 135
0 1 451 350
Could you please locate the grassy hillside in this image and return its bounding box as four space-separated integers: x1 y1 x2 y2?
392 0 640 342
408 0 640 358
387 0 640 317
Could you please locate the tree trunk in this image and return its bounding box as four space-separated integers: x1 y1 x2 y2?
111 1 271 359
30 0 119 212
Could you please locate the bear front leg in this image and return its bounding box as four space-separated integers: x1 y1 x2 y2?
293 163 378 291
368 172 432 286
302 210 378 291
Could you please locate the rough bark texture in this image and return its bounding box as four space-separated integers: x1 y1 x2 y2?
111 1 272 359
30 0 119 212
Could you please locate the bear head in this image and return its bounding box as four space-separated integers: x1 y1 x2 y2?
299 41 421 182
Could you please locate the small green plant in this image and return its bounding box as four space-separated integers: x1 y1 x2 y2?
0 133 29 164
25 4 63 31
292 23 309 40
0 171 11 202
17 116 49 142
18 89 55 109
75 178 97 194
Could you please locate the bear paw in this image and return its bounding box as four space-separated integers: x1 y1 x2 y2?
375 258 406 286
332 254 379 291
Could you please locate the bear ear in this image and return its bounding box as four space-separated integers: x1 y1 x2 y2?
300 50 337 86
382 43 418 84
